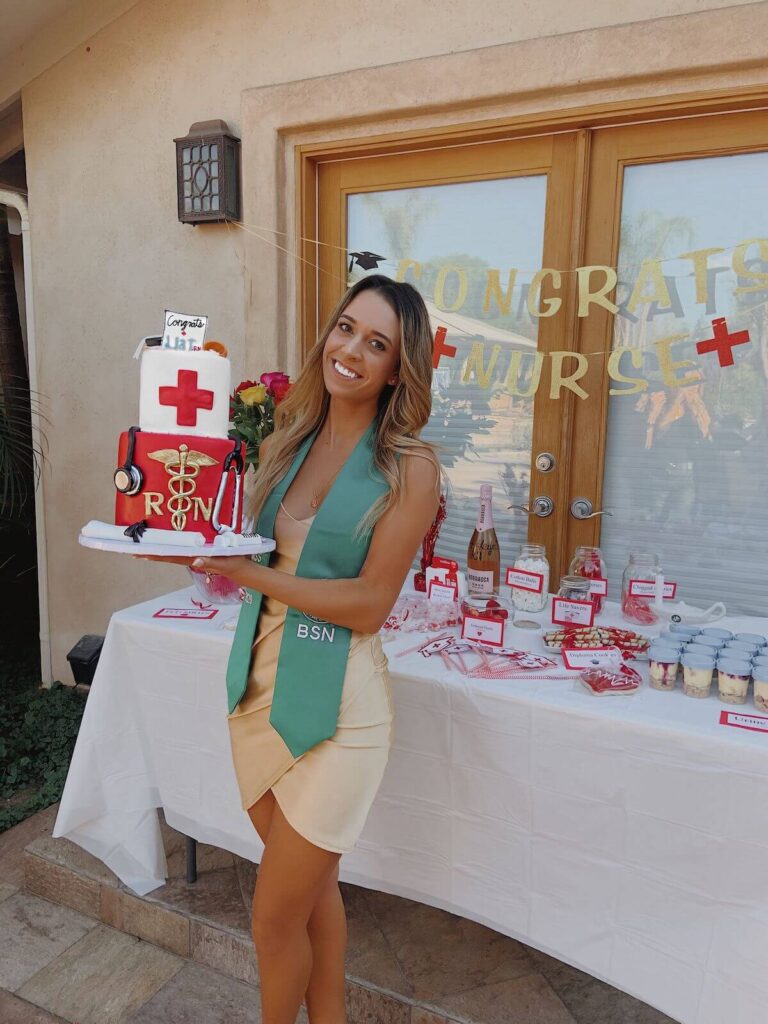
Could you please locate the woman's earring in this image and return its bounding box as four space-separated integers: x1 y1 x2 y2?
388 375 399 386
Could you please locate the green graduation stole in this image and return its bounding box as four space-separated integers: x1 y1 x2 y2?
225 419 388 757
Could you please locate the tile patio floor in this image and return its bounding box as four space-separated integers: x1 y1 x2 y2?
0 803 679 1024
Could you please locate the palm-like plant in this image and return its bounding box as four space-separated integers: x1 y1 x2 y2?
0 378 48 525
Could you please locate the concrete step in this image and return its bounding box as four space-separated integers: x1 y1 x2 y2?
20 809 674 1024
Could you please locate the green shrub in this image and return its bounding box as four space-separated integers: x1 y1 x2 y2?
0 647 86 833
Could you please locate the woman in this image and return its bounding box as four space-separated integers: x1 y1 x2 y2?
143 274 440 1024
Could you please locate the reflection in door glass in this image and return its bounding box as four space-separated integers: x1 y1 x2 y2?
347 177 547 569
599 152 768 614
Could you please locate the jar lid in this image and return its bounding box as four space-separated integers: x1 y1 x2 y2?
681 651 715 668
520 542 546 556
717 658 752 676
628 551 660 565
559 575 590 591
734 633 767 646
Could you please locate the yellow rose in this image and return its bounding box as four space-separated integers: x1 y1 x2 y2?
239 383 267 406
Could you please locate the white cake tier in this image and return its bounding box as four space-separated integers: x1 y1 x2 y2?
139 347 231 438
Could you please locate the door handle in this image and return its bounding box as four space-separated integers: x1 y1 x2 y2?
508 496 554 518
570 497 613 520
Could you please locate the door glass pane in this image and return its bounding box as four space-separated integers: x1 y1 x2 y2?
600 152 768 615
347 177 547 568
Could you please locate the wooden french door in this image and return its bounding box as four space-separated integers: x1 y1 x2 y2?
574 109 768 614
311 134 587 580
305 108 768 606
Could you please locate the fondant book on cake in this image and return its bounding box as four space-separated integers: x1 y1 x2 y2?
79 312 272 555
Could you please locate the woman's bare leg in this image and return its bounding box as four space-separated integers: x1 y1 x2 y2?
304 862 347 1022
247 792 348 1022
249 795 342 1024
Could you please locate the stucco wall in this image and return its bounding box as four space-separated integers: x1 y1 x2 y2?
19 0 768 682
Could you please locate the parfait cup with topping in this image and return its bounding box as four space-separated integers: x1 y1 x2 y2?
753 661 768 711
647 643 680 692
681 651 715 699
717 658 752 705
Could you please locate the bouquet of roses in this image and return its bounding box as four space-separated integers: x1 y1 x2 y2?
229 371 291 471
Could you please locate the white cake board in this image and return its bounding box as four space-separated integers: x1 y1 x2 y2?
78 531 276 558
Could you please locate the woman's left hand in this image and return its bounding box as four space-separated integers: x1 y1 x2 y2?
132 553 256 587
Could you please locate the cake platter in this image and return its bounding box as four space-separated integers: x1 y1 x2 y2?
79 520 275 558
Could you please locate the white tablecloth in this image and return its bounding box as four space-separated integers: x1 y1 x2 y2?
53 586 768 1024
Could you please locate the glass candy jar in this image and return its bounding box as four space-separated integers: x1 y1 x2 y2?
510 543 549 613
621 551 662 625
558 575 591 601
568 545 607 614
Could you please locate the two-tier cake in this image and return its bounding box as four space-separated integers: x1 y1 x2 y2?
79 332 269 554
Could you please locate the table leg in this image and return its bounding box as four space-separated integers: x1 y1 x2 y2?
185 835 198 883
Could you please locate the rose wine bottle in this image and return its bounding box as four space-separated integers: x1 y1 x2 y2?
466 484 500 594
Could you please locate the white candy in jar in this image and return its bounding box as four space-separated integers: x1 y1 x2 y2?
510 547 550 612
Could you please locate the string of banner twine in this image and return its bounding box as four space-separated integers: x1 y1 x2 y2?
225 216 768 277
225 218 768 363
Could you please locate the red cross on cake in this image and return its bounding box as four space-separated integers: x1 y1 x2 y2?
139 348 229 437
158 369 214 427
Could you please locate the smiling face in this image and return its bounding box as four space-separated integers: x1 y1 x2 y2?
322 289 401 404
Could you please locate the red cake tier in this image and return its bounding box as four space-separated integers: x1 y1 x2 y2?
114 429 246 543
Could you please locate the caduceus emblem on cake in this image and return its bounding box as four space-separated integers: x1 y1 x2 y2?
146 445 219 531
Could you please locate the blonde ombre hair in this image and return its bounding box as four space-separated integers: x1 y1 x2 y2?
247 275 439 535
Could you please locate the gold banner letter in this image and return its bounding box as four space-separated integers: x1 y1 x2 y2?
577 266 619 317
527 269 562 318
608 347 648 396
655 333 701 388
549 351 589 400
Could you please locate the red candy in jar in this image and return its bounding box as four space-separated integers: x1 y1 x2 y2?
568 545 607 614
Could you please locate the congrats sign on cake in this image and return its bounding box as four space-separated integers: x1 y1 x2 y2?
78 313 275 559
162 310 208 351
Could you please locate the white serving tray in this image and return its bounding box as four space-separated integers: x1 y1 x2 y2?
78 531 276 558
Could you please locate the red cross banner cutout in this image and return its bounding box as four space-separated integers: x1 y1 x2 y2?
696 317 751 368
432 326 457 368
159 369 215 426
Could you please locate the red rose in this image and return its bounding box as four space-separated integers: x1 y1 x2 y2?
260 371 291 403
235 379 258 394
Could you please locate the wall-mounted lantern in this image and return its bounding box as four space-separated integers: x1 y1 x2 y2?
174 119 241 224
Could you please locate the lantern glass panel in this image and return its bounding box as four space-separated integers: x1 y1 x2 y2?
211 144 218 159
194 166 208 192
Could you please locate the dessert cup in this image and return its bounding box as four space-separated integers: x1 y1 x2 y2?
717 658 752 705
681 652 715 699
648 644 680 691
753 665 768 712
